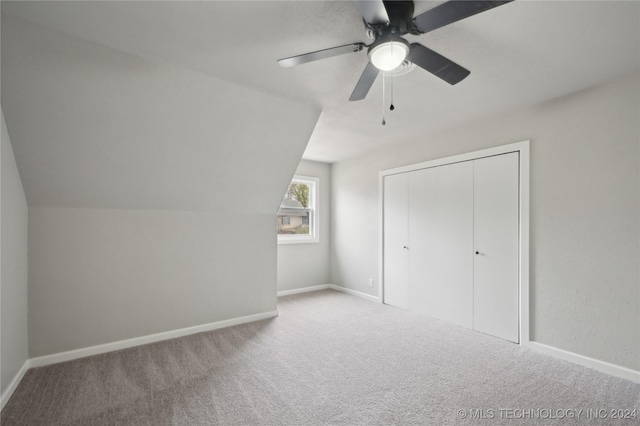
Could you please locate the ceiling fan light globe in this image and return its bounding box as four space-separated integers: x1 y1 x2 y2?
369 41 409 72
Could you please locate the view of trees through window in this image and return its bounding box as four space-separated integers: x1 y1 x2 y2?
277 181 311 236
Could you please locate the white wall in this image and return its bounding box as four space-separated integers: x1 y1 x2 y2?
1 109 29 396
331 73 639 371
2 16 320 357
28 208 279 357
277 160 331 292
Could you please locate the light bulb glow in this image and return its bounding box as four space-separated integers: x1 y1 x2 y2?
369 41 409 71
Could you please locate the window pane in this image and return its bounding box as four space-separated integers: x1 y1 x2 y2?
277 209 311 235
282 182 310 208
277 176 318 243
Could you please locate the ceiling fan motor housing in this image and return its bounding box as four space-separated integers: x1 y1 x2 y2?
367 0 417 38
382 0 415 34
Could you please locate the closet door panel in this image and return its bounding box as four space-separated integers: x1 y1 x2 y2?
407 168 438 317
434 162 474 328
383 173 409 309
473 153 519 342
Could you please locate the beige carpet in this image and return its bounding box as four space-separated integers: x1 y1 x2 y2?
2 289 639 425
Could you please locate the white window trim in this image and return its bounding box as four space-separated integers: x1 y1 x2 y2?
278 175 319 244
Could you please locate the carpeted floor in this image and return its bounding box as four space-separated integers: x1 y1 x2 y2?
2 289 639 425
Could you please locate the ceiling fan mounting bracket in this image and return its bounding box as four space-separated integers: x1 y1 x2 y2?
364 21 390 40
406 21 424 36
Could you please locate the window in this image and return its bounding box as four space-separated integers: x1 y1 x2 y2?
277 175 319 244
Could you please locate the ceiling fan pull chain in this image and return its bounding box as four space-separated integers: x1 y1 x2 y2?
381 72 386 125
390 75 395 111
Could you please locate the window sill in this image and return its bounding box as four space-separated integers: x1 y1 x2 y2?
277 236 319 245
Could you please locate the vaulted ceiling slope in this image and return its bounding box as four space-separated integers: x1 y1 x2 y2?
3 1 638 164
1 11 320 211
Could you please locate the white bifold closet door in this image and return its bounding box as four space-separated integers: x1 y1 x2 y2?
473 153 519 342
383 172 409 309
407 162 474 329
383 152 519 343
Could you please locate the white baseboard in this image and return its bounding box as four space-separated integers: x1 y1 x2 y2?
277 284 330 297
328 284 380 303
276 284 380 304
29 310 279 368
528 341 640 383
1 359 30 411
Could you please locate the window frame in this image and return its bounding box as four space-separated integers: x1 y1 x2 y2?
277 175 319 244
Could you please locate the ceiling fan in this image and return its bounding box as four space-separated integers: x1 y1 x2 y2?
277 0 513 101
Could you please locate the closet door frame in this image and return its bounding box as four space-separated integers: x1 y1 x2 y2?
379 140 530 346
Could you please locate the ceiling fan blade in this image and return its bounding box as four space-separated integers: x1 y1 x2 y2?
277 43 365 68
408 43 470 85
413 0 513 34
355 0 390 25
349 62 380 101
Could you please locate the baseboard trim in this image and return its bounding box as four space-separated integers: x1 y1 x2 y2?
528 341 640 383
29 310 279 368
1 359 30 411
276 284 380 303
277 284 330 297
328 284 380 303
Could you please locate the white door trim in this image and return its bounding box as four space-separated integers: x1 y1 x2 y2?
378 140 530 346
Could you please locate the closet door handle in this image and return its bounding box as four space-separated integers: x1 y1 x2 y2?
403 246 409 250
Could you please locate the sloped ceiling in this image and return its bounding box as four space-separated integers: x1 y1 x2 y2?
1 11 321 211
2 1 639 168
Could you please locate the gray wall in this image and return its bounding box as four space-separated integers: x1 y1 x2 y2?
1 109 29 395
277 160 331 292
2 16 320 357
331 73 639 371
28 208 278 357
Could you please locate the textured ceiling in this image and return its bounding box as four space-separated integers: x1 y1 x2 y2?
3 1 640 163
